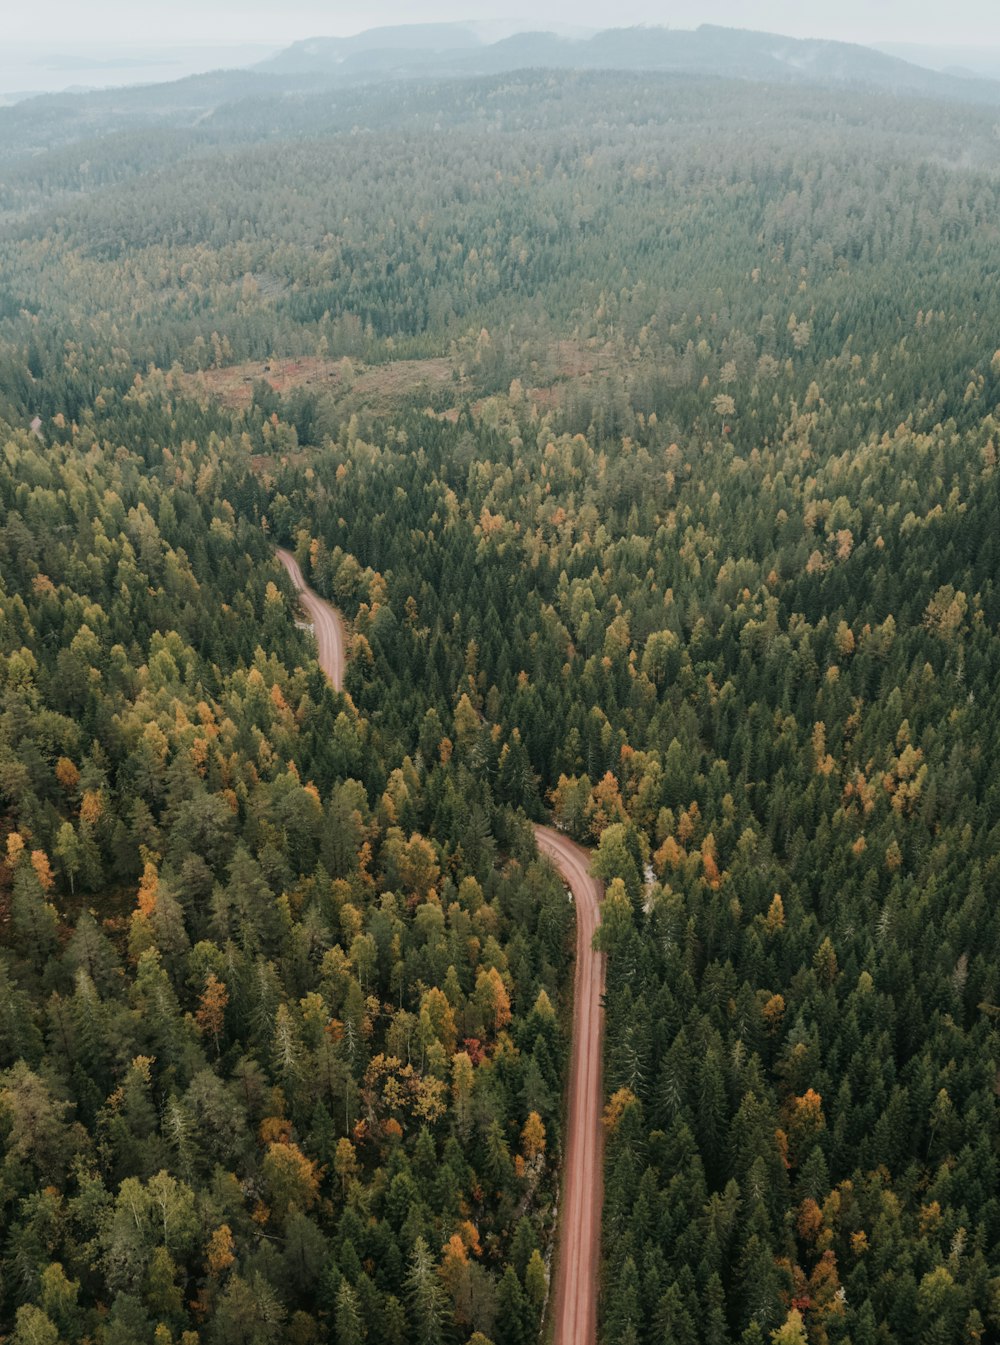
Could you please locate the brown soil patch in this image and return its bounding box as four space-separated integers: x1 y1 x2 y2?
351 357 454 409
178 338 619 425
180 355 455 412
181 356 339 409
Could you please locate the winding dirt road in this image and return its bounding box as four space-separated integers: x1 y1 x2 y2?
276 547 347 693
534 825 605 1345
273 549 605 1342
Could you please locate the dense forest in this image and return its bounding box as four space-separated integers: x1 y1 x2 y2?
2 58 1000 1345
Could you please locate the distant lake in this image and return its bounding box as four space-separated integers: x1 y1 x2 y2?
0 42 278 100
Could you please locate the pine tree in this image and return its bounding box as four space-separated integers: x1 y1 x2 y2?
405 1238 448 1345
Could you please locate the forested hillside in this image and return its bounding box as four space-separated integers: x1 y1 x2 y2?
2 61 1000 1345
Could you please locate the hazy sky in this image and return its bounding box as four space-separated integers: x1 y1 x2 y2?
5 0 997 48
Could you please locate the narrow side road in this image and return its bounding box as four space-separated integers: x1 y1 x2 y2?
273 549 605 1344
534 825 606 1345
276 547 347 692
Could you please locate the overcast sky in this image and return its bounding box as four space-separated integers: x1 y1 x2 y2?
5 0 996 48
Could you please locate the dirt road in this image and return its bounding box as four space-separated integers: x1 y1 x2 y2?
273 549 605 1342
276 547 347 693
534 824 605 1345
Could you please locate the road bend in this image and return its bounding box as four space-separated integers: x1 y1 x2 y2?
274 550 605 1344
276 546 347 692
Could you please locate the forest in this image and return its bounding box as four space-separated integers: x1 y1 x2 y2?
2 58 1000 1345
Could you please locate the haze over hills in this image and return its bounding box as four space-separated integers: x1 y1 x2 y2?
5 20 1000 116
874 42 1000 82
3 21 1000 188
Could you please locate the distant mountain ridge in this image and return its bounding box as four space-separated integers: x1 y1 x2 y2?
264 22 484 71
260 20 597 74
256 21 1000 105
4 20 1000 162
